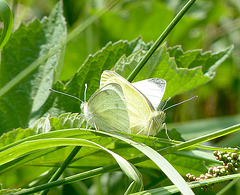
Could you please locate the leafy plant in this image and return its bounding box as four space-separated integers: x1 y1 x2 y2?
0 0 239 194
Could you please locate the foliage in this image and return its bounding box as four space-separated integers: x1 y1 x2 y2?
0 0 240 194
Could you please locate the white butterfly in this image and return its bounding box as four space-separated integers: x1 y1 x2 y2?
80 82 130 133
50 83 130 133
100 70 167 136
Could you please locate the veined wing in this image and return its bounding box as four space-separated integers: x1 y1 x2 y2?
100 71 153 134
132 78 166 110
83 83 130 133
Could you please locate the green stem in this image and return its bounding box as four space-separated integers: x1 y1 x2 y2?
15 164 119 195
139 173 240 194
127 0 196 82
40 146 82 195
157 123 240 156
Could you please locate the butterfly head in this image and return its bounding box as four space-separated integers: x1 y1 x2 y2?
154 110 166 124
147 110 166 136
80 102 89 117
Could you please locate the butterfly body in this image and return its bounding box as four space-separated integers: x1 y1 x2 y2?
130 110 166 135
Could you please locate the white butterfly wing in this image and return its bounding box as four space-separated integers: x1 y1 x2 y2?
82 83 130 133
132 78 166 110
100 70 166 136
100 71 154 135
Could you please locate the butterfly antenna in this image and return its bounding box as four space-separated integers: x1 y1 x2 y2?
49 88 83 103
161 97 171 110
163 95 198 112
84 84 88 102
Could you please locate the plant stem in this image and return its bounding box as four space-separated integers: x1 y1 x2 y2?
40 146 82 195
127 0 196 82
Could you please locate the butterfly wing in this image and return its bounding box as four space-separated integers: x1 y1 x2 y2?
101 71 153 135
132 78 166 110
101 70 167 136
83 83 130 133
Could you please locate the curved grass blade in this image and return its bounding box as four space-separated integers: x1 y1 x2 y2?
97 131 194 195
0 0 13 49
0 137 143 194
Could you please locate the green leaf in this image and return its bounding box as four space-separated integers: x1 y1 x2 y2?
0 0 13 49
0 114 122 175
0 113 85 151
114 43 233 100
0 2 67 133
167 44 234 78
52 38 152 114
0 131 102 175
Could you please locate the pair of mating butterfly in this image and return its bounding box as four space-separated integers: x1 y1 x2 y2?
82 70 167 136
52 70 194 136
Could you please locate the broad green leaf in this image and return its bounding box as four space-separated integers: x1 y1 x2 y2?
0 2 67 133
50 39 232 117
114 43 233 100
167 44 234 78
0 113 87 152
52 38 152 114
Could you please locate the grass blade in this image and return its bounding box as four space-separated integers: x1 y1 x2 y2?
0 0 13 49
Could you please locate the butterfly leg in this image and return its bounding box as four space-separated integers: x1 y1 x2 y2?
94 123 99 131
136 128 144 135
81 114 89 131
85 121 89 131
147 119 154 136
163 123 172 140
